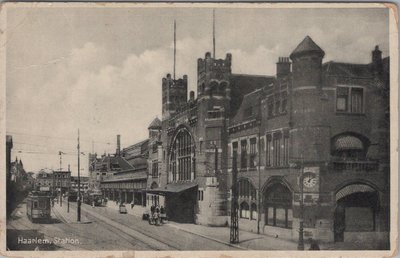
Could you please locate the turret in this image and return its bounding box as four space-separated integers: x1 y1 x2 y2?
161 73 188 119
290 36 325 89
197 52 232 98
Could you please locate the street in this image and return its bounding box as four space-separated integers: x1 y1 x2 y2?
7 199 242 251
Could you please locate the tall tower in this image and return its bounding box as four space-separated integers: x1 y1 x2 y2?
161 74 188 120
161 20 188 120
290 35 325 89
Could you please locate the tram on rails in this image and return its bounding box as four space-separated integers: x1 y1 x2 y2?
83 190 103 206
26 191 52 223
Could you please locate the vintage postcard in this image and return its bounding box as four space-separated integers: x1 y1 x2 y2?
0 2 398 258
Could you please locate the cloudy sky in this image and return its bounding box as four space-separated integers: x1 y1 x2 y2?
5 5 389 175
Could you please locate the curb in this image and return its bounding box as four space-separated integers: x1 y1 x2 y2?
166 223 247 250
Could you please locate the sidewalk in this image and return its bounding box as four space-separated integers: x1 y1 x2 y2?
52 199 92 224
166 221 298 250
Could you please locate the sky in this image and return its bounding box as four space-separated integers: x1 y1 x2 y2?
5 5 389 175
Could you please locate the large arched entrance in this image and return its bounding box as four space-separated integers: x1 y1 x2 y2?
334 183 379 242
263 183 293 229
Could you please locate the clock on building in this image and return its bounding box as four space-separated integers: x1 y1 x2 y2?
303 172 318 188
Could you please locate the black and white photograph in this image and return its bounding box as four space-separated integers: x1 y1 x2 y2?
1 2 397 257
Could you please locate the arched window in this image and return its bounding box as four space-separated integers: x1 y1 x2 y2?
264 183 293 228
240 202 250 219
169 128 195 182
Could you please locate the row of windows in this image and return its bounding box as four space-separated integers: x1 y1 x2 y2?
266 132 290 167
240 202 258 220
231 131 289 169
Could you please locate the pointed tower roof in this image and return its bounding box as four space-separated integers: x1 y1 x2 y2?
290 36 325 59
148 117 162 129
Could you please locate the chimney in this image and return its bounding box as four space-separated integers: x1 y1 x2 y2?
372 45 382 75
116 135 121 156
276 57 291 79
68 164 70 172
190 91 195 101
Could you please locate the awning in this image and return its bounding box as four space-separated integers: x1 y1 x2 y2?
146 182 198 195
336 184 376 201
335 136 363 150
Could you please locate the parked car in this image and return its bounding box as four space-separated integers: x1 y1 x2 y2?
119 204 127 214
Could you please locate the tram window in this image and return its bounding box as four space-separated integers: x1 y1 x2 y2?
39 200 46 208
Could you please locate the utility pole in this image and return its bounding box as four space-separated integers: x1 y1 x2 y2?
230 152 239 243
212 9 216 59
67 164 70 213
77 129 81 222
173 19 176 80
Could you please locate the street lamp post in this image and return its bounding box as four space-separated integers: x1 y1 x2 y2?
297 158 305 250
230 152 239 244
77 129 81 222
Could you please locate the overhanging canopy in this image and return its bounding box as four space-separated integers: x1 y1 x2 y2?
147 182 198 195
336 184 376 201
335 136 363 150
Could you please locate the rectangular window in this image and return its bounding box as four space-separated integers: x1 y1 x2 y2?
267 97 274 118
249 138 257 168
152 161 158 177
232 142 238 171
240 140 247 169
281 92 288 113
336 86 364 113
351 88 364 113
266 134 272 167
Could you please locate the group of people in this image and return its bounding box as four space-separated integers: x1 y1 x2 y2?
150 204 166 222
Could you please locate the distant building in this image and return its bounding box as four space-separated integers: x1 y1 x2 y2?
53 170 71 195
70 176 89 193
98 136 148 206
35 169 71 195
10 157 27 185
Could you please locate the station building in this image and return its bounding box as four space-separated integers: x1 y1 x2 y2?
146 36 390 247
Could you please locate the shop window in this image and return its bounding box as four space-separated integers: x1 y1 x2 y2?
250 203 258 220
240 202 250 219
264 183 292 229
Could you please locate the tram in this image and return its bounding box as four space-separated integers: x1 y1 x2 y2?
26 191 51 223
83 190 103 206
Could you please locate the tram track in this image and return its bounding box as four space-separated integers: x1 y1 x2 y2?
68 202 179 250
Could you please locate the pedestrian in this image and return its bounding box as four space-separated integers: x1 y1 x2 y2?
150 204 155 215
131 200 134 209
308 238 320 250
